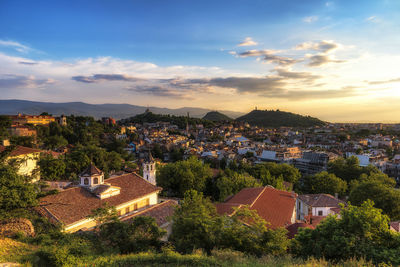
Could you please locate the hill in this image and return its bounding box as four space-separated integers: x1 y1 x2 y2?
236 109 325 128
0 99 244 120
202 111 233 122
121 111 215 129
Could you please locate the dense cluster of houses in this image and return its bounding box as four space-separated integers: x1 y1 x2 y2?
2 113 400 238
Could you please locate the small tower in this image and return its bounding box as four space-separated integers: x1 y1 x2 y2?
79 163 104 188
58 115 67 126
142 151 156 185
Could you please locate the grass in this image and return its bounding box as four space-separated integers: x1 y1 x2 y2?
0 237 380 267
0 237 36 264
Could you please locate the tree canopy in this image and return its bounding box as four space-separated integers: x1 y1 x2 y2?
293 200 400 265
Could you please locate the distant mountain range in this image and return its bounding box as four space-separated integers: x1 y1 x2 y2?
0 100 326 127
236 109 326 127
0 100 244 120
202 111 233 122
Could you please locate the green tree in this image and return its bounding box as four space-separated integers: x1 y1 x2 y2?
0 163 38 215
328 156 379 182
157 157 212 197
10 135 35 148
219 206 289 256
293 200 400 265
247 162 301 184
98 216 166 254
212 171 261 201
44 135 68 150
0 115 11 139
170 190 220 254
349 180 400 220
39 154 66 181
299 171 347 196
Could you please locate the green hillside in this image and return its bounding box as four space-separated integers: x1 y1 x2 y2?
202 111 233 122
236 109 325 128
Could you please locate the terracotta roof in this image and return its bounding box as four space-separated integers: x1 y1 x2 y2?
217 186 297 229
0 145 42 157
215 203 242 215
38 173 161 225
298 194 346 208
80 163 103 176
122 200 178 226
390 221 400 232
286 222 314 239
224 187 265 205
91 184 112 195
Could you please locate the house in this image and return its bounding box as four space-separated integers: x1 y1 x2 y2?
37 164 166 233
390 221 400 233
215 186 297 229
8 125 37 137
296 194 346 221
0 145 42 182
9 114 55 126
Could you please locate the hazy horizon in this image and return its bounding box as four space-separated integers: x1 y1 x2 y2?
1 0 400 123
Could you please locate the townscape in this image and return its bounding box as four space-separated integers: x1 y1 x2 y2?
2 0 400 266
1 110 400 265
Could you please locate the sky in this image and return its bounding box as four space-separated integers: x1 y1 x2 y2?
0 0 400 122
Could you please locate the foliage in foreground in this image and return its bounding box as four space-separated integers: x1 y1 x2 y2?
292 200 400 265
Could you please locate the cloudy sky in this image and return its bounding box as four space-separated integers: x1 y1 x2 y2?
0 0 400 122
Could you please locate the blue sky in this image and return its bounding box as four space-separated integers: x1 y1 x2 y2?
0 0 400 122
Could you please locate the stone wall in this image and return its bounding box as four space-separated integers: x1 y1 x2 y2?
0 218 35 237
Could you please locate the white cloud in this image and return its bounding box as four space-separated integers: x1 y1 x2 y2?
303 16 319 23
237 37 258 47
0 40 32 53
366 16 381 23
295 40 341 53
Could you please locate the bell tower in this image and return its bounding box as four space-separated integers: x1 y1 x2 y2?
79 163 104 188
143 151 156 185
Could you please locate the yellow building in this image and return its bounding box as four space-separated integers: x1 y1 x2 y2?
37 164 166 232
0 145 42 182
10 114 55 126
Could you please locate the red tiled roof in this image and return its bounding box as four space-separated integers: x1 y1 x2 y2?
122 200 178 226
0 145 42 157
390 221 400 232
286 222 314 239
224 187 265 205
38 173 161 225
80 163 103 176
215 203 242 215
217 186 297 229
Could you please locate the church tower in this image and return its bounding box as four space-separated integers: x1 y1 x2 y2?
143 151 156 185
79 163 104 188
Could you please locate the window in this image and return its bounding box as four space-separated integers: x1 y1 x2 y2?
133 203 138 210
151 164 153 171
146 165 149 171
84 178 89 185
117 210 122 216
318 210 323 216
125 207 130 214
146 175 149 180
93 177 98 184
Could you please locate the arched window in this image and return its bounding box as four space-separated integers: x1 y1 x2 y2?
150 164 153 171
94 177 99 184
146 165 149 171
84 178 89 185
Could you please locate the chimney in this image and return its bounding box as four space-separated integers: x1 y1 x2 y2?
1 139 10 147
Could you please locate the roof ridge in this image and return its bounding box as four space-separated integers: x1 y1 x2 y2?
250 186 267 207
